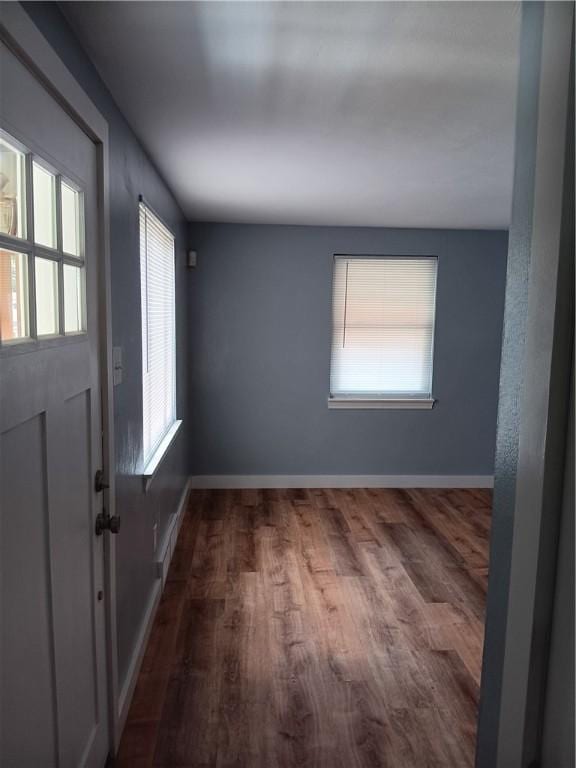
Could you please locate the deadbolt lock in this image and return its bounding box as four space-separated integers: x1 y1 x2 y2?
94 469 110 493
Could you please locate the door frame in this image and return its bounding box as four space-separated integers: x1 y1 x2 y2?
0 2 120 754
476 2 574 767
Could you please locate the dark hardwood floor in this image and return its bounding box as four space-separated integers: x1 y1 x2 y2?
116 488 491 768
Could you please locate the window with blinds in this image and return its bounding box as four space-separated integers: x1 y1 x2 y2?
139 201 176 465
330 256 437 401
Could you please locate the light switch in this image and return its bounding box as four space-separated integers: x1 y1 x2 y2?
112 346 123 386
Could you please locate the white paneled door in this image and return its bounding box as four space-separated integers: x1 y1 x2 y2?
0 40 109 768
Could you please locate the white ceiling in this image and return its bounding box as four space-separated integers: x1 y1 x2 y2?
63 1 521 228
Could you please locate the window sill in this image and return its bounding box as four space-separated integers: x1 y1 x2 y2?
142 420 183 492
327 397 436 410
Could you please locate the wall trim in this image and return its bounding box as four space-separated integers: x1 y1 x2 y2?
156 477 192 586
117 580 161 735
117 478 191 735
189 474 494 489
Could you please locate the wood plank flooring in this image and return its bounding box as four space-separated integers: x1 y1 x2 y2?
116 488 491 768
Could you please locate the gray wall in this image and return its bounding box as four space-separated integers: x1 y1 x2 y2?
23 3 190 688
188 223 507 476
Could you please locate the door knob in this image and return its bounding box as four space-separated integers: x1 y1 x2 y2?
95 512 121 536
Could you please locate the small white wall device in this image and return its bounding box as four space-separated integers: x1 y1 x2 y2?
187 250 197 268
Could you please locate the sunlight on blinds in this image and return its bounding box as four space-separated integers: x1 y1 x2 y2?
140 202 176 465
330 257 437 398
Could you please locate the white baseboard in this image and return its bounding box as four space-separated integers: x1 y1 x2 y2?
117 579 161 733
117 477 192 734
189 474 494 489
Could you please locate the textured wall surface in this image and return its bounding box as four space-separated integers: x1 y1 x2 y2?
477 3 574 765
188 223 507 476
23 2 190 688
476 6 543 760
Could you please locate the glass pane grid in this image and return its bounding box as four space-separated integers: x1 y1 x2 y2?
0 129 88 347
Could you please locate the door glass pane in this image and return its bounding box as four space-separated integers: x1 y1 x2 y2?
0 136 26 239
64 264 84 333
0 249 28 342
33 162 56 249
61 181 81 256
35 257 59 336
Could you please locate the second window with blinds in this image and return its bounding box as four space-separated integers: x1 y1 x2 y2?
329 256 438 408
139 200 179 475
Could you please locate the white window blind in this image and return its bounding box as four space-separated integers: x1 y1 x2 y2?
330 256 437 399
139 202 176 465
